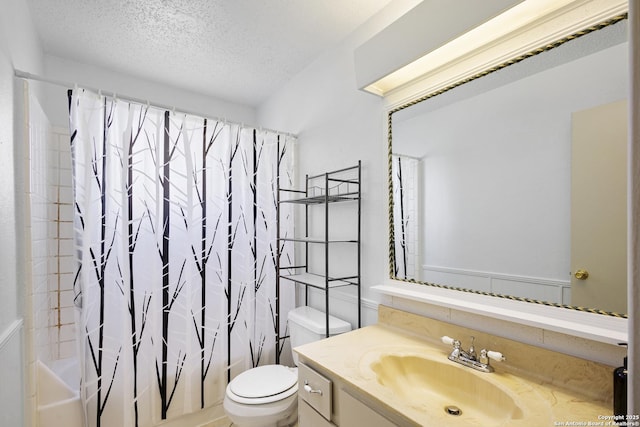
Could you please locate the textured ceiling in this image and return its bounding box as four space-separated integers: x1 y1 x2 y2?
27 0 393 107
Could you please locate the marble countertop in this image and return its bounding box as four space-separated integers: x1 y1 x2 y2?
295 323 613 426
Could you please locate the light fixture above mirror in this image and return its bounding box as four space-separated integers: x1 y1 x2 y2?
366 0 627 102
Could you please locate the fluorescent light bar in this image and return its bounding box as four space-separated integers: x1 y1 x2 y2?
365 0 606 95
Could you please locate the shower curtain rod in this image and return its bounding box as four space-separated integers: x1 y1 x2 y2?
14 69 298 139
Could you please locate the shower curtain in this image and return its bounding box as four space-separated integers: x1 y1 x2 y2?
68 89 296 427
391 154 420 280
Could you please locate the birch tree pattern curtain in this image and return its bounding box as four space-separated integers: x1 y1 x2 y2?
69 89 295 427
391 154 419 280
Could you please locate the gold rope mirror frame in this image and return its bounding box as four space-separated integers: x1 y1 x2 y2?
387 14 629 319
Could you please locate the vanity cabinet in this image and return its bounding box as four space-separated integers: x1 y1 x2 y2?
298 361 406 427
299 401 335 427
295 307 615 427
339 390 397 427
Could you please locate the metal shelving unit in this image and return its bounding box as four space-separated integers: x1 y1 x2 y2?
275 161 361 362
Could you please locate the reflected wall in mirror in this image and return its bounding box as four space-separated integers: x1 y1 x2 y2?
389 17 628 316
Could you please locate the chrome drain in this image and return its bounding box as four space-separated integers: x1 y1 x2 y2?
445 405 462 416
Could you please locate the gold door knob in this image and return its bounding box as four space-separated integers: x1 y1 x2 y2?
574 269 589 280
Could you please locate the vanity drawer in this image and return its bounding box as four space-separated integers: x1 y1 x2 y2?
298 362 332 420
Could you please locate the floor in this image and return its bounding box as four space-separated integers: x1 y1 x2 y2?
204 417 298 427
212 418 298 427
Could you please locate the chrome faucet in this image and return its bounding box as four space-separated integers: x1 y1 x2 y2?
441 336 505 373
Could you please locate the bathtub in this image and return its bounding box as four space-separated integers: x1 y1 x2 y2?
37 358 83 427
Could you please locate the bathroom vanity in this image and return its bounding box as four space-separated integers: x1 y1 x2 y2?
297 361 402 427
294 305 613 426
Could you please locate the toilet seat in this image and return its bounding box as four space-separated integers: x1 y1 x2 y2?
226 365 298 405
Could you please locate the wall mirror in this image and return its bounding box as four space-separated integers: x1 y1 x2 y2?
388 15 628 316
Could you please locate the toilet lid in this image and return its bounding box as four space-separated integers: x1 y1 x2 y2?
230 365 297 399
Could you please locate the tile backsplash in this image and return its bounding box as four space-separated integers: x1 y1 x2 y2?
30 122 75 363
48 126 76 360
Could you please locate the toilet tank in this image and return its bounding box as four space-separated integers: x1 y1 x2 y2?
288 306 352 365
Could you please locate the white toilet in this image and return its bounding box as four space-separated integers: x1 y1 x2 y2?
223 306 352 427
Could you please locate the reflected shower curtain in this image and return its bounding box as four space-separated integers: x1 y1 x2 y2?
391 154 419 280
69 89 295 427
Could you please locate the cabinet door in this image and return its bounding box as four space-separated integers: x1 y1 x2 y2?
299 399 336 427
339 389 397 427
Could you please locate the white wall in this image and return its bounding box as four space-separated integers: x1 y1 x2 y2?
0 44 25 427
257 0 422 327
0 0 45 425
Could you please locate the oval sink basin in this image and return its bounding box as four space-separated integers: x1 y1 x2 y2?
370 354 524 424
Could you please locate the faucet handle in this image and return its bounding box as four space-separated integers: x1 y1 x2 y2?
487 351 505 361
441 336 455 346
468 336 476 359
481 349 505 362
